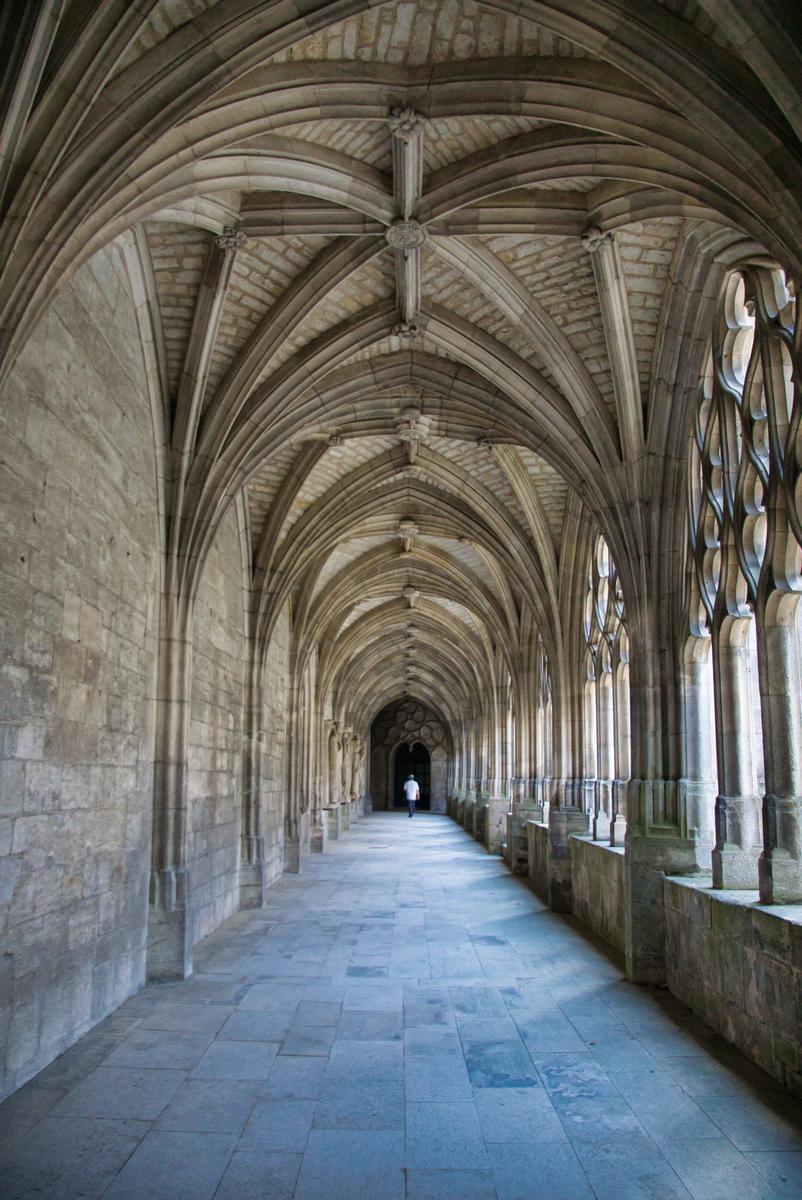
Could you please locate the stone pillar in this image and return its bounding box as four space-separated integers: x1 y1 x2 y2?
240 834 269 907
758 597 802 902
610 657 631 845
485 793 508 852
528 776 546 822
712 617 762 888
618 613 701 985
309 797 327 853
593 778 612 841
680 639 717 866
147 615 194 981
348 734 361 817
325 806 339 840
284 830 301 873
623 779 698 985
593 675 614 839
306 713 325 854
241 650 276 898
610 779 628 846
547 789 588 912
327 722 339 804
341 730 353 812
148 866 193 981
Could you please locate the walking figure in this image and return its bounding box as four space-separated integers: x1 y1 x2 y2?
404 774 420 817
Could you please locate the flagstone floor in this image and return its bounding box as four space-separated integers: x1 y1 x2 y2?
2 812 802 1199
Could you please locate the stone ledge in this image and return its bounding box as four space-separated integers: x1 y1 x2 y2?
571 833 625 856
665 874 802 937
664 875 802 1094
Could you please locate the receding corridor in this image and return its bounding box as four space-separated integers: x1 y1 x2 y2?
2 813 801 1200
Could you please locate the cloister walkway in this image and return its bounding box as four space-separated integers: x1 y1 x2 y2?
2 813 802 1200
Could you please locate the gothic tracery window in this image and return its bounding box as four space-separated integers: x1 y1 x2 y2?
686 266 802 891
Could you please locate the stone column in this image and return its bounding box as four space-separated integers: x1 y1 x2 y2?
758 595 802 901
621 618 698 985
339 731 351 829
240 654 269 904
283 674 304 874
348 733 360 819
321 721 337 839
680 639 717 866
624 779 698 984
308 713 327 854
547 778 589 912
354 740 368 814
147 605 195 981
610 662 631 845
712 616 762 888
335 726 344 804
486 682 510 851
593 674 614 840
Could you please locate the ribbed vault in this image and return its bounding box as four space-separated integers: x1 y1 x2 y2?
2 0 801 1000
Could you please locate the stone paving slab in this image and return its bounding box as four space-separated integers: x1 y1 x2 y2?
2 813 802 1198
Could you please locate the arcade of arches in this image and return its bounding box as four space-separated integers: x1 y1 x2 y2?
2 0 802 1121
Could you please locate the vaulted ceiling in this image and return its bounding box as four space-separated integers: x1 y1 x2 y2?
4 0 800 729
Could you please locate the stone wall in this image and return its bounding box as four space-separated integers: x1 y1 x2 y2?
664 878 802 1095
0 242 160 1100
259 601 290 882
570 836 626 954
187 506 246 944
525 820 549 901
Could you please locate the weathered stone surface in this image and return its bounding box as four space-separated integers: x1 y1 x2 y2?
0 243 159 1100
665 877 802 1094
4 815 802 1196
570 835 625 954
188 506 246 943
2 0 802 1136
260 603 290 883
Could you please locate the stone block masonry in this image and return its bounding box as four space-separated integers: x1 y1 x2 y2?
0 242 161 1101
188 506 247 944
665 877 802 1095
259 602 290 885
571 835 626 955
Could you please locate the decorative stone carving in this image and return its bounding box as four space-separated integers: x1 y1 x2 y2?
215 226 248 252
386 219 428 250
402 586 420 608
392 321 420 339
581 226 612 254
396 407 431 442
388 106 425 140
397 518 419 553
395 405 431 464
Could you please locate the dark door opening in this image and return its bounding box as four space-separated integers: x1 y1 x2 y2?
393 742 431 810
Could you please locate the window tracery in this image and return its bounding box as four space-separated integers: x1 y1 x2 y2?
685 266 802 895
688 268 801 628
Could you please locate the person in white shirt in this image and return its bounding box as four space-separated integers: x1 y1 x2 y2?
403 775 420 817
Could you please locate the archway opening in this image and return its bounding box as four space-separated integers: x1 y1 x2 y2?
393 742 431 811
